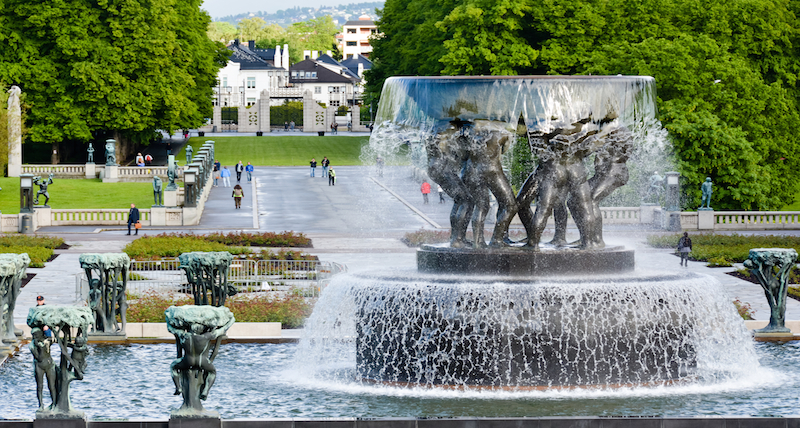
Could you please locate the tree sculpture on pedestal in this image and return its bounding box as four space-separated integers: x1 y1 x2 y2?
744 248 798 334
165 305 234 418
27 306 92 419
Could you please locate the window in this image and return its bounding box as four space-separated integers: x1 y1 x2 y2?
346 41 357 46
315 86 321 94
246 77 256 88
247 97 256 107
347 28 356 33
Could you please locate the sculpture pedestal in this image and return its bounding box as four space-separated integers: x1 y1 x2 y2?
85 163 96 179
102 165 119 183
698 209 714 230
151 206 167 226
639 204 660 225
164 190 178 207
417 244 635 276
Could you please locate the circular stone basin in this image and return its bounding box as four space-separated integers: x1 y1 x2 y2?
417 244 635 276
344 270 748 389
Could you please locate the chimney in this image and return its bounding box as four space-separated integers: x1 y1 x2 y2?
311 51 318 60
274 45 282 69
248 40 255 50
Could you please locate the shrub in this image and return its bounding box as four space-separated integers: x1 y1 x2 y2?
125 290 314 328
706 256 733 267
646 233 800 263
201 231 311 247
123 234 250 260
0 235 64 249
732 299 755 320
0 245 53 268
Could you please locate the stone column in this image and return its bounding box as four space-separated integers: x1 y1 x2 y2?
7 86 22 177
212 105 221 132
258 90 270 133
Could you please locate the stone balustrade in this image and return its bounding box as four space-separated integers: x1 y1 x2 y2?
22 165 85 176
600 207 640 224
50 209 152 226
680 210 800 231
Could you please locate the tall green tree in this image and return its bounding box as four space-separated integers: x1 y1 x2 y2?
366 0 800 210
0 0 228 161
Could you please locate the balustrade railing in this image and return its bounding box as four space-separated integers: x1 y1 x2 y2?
51 209 151 226
75 259 347 299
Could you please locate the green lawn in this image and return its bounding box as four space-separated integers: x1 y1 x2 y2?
782 191 800 210
0 178 159 214
181 135 371 167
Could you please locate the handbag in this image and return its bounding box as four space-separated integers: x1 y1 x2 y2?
134 221 142 229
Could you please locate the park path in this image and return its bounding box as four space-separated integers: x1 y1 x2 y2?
15 163 799 326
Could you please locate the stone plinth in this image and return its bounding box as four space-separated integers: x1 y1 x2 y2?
417 244 635 276
103 165 119 183
164 190 178 207
698 209 714 230
151 206 167 226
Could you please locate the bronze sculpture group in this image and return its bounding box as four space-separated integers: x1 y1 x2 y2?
428 115 632 251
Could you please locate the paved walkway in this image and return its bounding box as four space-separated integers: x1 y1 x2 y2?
14 163 800 326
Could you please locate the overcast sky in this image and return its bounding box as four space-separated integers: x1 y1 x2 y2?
201 0 345 19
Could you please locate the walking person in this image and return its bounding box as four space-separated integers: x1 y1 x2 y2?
127 203 140 235
310 158 317 177
328 168 336 186
438 184 445 203
213 160 220 187
677 232 693 266
221 166 232 187
232 184 244 209
245 162 254 182
235 161 244 182
321 157 330 177
421 181 431 204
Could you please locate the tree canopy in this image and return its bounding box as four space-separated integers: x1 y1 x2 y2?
365 0 800 210
0 0 228 155
214 16 341 63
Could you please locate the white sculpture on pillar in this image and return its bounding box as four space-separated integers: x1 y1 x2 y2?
7 86 22 177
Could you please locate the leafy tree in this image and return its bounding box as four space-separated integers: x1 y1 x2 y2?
366 0 800 209
208 21 237 43
0 0 228 162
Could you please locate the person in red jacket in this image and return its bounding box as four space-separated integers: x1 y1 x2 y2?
421 181 431 204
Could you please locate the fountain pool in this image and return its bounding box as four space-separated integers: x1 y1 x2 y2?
0 339 799 419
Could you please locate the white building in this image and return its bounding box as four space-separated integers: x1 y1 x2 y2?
214 40 293 108
290 53 364 107
340 15 377 59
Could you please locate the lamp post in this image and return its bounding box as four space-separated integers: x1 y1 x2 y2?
665 171 680 212
20 174 33 213
184 168 196 208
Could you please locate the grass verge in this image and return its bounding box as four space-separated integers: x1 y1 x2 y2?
181 135 370 167
646 233 800 266
126 290 313 328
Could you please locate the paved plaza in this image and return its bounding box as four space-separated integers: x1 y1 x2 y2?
14 162 798 325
